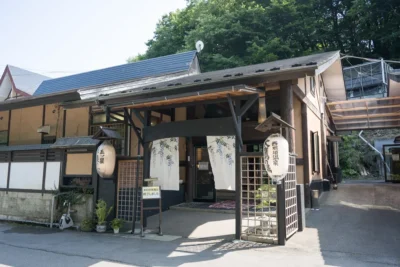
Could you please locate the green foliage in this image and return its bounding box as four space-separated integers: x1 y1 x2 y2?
80 217 95 232
95 200 113 226
110 218 124 230
255 183 276 208
54 190 86 212
339 131 394 179
129 0 400 71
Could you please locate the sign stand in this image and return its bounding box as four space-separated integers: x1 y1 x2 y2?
140 186 163 237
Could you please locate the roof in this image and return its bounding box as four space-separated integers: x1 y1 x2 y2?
7 65 50 95
51 136 100 148
77 50 340 102
34 51 197 96
92 127 122 140
0 144 53 152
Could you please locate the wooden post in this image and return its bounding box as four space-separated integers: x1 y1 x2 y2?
280 81 295 153
142 111 151 228
234 99 242 240
320 112 328 179
301 103 311 208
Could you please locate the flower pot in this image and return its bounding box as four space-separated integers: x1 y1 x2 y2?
113 228 119 234
96 224 106 233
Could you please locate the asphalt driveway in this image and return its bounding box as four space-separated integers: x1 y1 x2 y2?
0 181 399 267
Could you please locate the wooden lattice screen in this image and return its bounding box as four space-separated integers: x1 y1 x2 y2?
117 160 143 222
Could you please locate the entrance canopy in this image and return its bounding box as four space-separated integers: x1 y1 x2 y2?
328 96 400 130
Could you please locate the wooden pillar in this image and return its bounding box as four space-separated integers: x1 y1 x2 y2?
143 111 151 181
280 80 295 152
234 99 242 240
301 102 311 208
320 112 328 178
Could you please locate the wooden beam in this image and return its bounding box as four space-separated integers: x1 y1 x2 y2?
329 104 400 113
334 118 400 125
327 95 400 106
227 94 243 148
124 108 144 145
332 112 400 120
238 94 259 117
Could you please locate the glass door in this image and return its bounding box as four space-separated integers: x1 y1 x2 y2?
194 146 215 201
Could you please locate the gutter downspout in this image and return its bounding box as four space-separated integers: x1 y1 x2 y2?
358 130 390 172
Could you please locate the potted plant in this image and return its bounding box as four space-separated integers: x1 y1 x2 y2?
95 199 113 233
80 217 95 232
111 218 124 234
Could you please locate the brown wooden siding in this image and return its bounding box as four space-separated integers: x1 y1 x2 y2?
9 106 43 145
0 111 9 131
44 104 64 138
64 107 89 137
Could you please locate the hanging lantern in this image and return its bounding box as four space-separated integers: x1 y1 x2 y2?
263 133 289 181
96 141 116 178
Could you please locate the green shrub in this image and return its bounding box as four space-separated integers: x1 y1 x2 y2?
95 200 113 226
111 218 124 230
80 217 95 232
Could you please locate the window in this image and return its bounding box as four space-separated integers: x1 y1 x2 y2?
310 76 316 96
0 131 7 146
311 131 320 173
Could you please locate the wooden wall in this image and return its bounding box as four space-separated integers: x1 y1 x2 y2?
9 106 43 145
0 111 9 132
64 107 89 137
44 104 64 138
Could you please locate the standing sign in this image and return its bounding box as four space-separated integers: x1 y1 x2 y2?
142 186 161 199
263 133 289 181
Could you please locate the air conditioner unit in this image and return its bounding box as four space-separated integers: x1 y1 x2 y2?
37 125 51 134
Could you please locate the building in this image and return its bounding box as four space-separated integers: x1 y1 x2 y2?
0 50 344 242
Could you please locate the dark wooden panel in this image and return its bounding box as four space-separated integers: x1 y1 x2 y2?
143 117 236 142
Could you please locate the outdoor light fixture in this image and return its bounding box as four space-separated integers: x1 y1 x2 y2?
263 133 289 181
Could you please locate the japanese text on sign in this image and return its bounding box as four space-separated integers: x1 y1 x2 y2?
142 186 161 199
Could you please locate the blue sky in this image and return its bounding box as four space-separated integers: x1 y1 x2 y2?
0 0 187 77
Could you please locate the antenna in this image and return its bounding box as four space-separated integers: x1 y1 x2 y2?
196 40 204 53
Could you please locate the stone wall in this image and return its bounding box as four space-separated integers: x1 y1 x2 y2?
0 192 53 223
0 191 94 225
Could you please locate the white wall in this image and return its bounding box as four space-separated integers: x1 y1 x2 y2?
45 162 61 190
9 162 44 190
0 163 8 188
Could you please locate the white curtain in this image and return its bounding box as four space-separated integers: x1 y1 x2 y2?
150 137 180 191
207 136 236 191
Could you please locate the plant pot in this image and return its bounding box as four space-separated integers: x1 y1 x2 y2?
113 228 119 234
96 224 106 233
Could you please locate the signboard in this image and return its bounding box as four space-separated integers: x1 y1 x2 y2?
263 133 289 181
198 162 209 170
142 186 161 199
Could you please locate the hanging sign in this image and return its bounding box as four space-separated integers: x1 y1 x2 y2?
142 186 161 199
263 133 289 181
96 141 116 178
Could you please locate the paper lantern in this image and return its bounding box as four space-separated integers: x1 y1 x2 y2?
263 133 289 181
96 141 116 178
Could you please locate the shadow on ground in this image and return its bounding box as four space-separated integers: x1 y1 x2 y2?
289 182 400 267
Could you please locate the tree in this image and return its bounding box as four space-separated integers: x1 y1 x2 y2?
128 0 400 71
